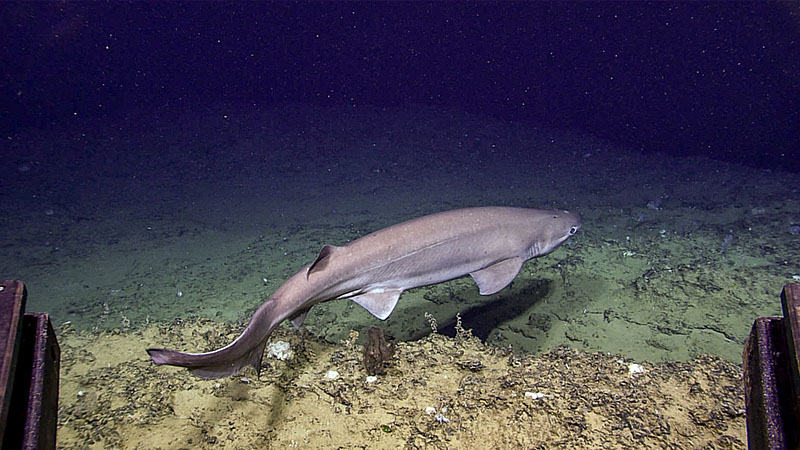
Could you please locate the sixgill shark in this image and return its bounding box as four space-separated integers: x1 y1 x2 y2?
147 206 581 379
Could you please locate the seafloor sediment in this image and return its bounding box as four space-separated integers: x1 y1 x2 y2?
56 321 744 449
4 105 792 449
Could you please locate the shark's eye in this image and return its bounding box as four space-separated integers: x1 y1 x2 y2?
569 227 578 235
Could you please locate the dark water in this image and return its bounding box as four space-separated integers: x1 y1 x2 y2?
2 3 798 364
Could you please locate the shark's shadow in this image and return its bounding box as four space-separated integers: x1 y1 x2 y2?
436 278 552 341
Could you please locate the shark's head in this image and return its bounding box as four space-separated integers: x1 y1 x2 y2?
527 210 581 257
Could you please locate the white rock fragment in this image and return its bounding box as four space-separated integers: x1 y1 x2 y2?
434 413 450 423
240 377 252 384
524 391 552 400
325 370 339 380
365 375 377 384
628 363 645 376
425 406 437 415
266 341 293 360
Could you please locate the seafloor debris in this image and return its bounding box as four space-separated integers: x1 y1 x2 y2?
363 325 396 375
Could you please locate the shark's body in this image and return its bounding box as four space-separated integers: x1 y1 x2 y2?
147 206 581 378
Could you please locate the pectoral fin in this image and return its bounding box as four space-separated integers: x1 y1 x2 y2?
350 289 403 320
470 257 525 295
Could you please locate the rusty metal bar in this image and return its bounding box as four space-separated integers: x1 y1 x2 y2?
743 283 800 449
0 281 60 450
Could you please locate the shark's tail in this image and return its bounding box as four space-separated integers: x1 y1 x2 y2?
146 339 269 379
147 299 279 379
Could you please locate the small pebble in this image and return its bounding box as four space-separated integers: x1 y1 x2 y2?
434 413 450 423
629 363 645 376
524 392 551 400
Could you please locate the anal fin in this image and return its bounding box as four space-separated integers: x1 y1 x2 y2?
289 307 311 329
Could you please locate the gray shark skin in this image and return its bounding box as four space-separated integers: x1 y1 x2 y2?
147 206 581 379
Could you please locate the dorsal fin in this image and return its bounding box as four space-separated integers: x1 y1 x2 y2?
307 245 340 278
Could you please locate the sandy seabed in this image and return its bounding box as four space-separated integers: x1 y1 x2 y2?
56 322 744 449
3 104 796 448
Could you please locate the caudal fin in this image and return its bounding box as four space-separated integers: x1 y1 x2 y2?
147 296 281 379
147 338 268 379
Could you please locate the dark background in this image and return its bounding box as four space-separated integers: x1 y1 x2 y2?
2 2 798 171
